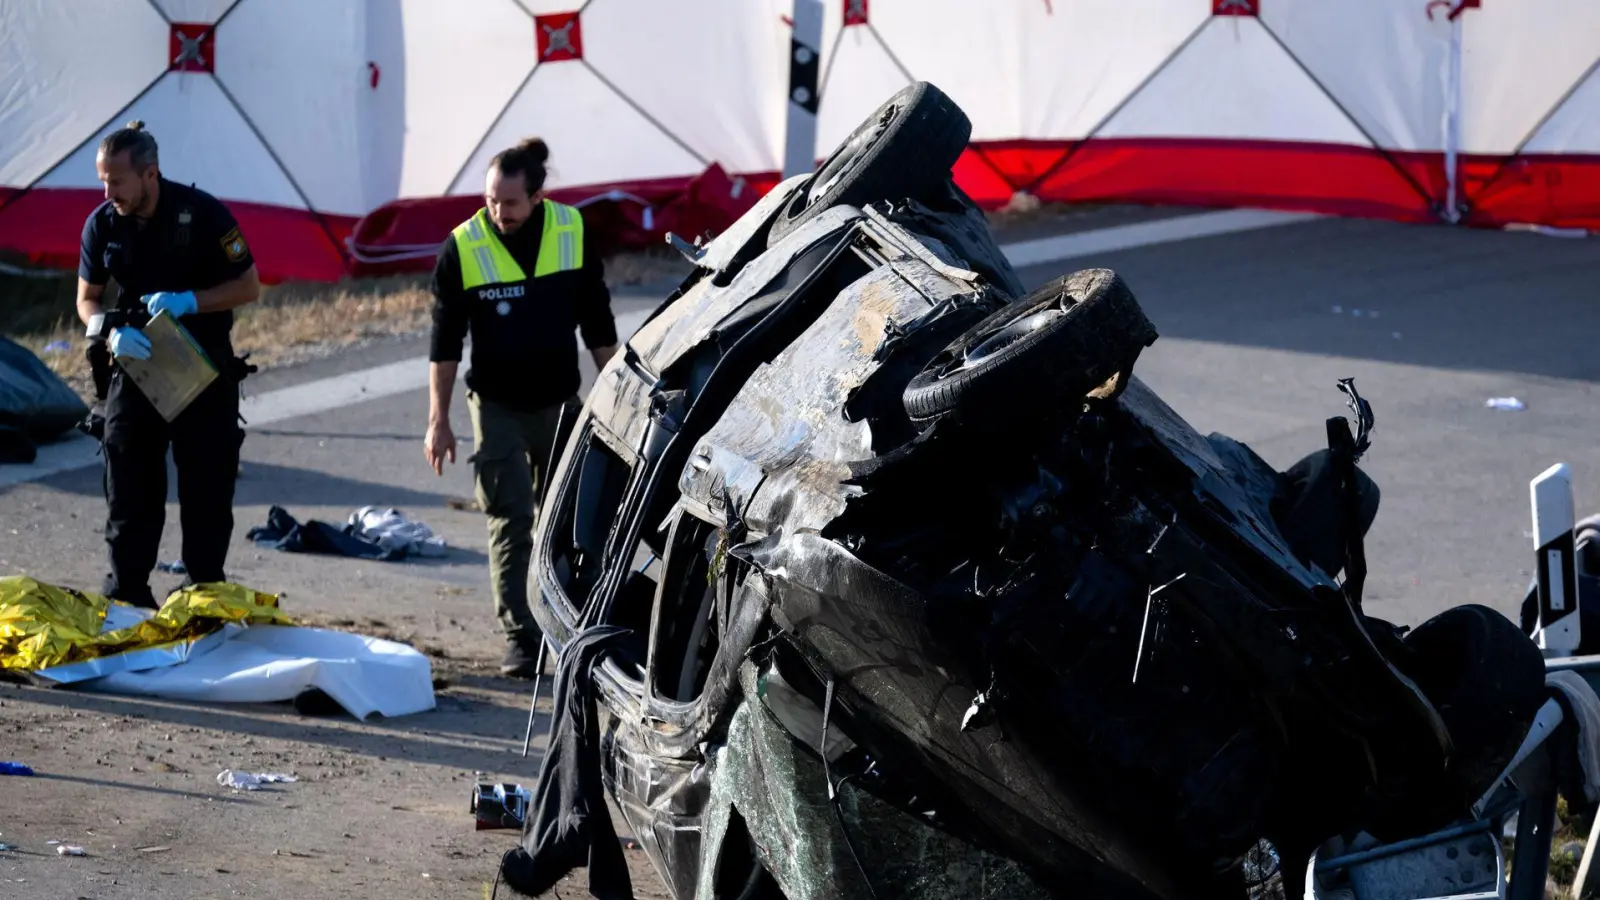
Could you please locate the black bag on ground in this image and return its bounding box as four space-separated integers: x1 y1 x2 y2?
0 336 89 461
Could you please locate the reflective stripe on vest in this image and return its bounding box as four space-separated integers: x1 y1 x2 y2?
535 199 584 278
451 198 584 290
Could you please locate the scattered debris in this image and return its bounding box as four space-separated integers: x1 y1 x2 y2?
348 506 448 557
217 770 298 791
247 506 408 561
56 845 85 856
135 845 171 854
0 761 33 776
1487 397 1527 411
472 782 532 830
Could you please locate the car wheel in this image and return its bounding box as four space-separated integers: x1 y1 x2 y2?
900 268 1159 426
1366 603 1546 840
765 81 971 248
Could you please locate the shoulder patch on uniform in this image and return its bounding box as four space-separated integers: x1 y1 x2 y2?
220 227 248 262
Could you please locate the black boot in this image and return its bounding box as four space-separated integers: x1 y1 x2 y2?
500 634 545 679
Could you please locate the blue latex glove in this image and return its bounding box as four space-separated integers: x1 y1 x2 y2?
109 326 151 360
143 290 198 319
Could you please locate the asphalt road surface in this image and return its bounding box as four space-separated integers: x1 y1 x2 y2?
2 211 1595 649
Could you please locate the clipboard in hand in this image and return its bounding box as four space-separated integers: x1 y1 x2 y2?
117 310 219 422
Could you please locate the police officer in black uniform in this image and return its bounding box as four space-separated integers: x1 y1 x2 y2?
76 121 262 609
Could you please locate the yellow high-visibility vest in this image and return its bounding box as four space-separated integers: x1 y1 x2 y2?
451 198 584 289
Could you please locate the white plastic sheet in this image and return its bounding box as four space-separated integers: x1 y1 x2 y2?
77 625 436 721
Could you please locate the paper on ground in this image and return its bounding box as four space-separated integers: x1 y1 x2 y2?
77 625 435 720
218 770 298 791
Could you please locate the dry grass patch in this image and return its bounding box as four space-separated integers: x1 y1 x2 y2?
2 243 691 403
3 271 434 399
233 274 434 366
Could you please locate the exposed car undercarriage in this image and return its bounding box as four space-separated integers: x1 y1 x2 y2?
496 82 1550 900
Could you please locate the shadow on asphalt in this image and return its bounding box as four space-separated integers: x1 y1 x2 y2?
8 683 548 775
232 461 459 510
1014 216 1600 384
248 428 449 443
22 457 466 509
33 771 262 804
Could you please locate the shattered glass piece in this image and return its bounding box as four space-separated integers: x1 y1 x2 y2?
696 665 1055 900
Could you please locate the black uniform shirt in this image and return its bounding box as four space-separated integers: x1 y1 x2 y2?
78 177 255 357
429 203 618 413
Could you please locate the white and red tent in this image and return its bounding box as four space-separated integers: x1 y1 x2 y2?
2 0 1595 284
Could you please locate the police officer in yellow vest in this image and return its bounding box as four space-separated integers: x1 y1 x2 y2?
424 137 618 678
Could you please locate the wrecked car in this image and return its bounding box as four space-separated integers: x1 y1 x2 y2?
498 82 1549 900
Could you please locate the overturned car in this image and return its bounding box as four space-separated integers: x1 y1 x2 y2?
499 83 1548 900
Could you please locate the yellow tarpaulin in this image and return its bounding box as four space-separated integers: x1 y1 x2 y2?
0 576 292 671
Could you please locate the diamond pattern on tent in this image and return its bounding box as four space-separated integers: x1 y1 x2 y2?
853 0 1027 141
0 1 168 186
1213 0 1258 16
1014 1 1208 141
814 22 910 156
1097 16 1368 145
858 1 1207 144
1521 62 1600 154
844 0 869 27
583 0 788 175
1260 0 1450 152
389 0 537 197
1461 1 1600 154
449 59 706 195
215 0 368 215
34 73 305 211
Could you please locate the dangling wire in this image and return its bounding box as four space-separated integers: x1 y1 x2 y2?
819 678 879 900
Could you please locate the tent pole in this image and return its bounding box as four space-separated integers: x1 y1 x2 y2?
1443 15 1464 224
783 0 823 179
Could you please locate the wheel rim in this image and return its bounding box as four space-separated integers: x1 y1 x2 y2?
933 306 1065 378
805 101 901 208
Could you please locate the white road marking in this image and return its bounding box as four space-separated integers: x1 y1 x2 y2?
1001 208 1320 270
0 308 656 489
2 208 1313 489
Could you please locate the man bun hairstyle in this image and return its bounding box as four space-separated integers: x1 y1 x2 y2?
489 137 550 195
99 120 159 172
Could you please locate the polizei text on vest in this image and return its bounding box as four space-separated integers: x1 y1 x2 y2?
478 285 526 301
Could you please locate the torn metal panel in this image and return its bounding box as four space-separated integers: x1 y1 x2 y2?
878 185 1029 300
694 174 811 276
603 718 712 900
625 206 866 378
678 262 967 536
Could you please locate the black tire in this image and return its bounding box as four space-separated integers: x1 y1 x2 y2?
1405 605 1546 794
765 81 971 247
900 268 1159 425
1368 604 1546 839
